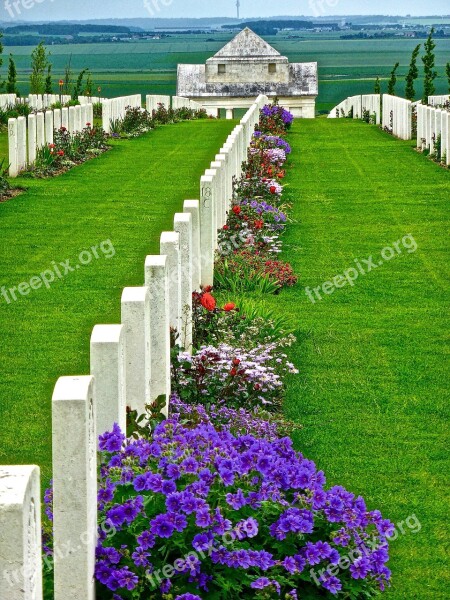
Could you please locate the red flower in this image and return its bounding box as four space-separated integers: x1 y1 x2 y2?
203 286 213 293
86 122 91 127
223 225 230 230
57 150 64 156
201 292 216 311
230 368 237 377
254 220 264 230
223 303 236 312
232 358 240 366
232 206 241 215
270 186 277 194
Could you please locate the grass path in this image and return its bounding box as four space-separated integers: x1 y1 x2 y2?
0 119 235 483
264 119 449 598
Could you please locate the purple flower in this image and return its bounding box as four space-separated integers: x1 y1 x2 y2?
117 567 138 591
136 530 155 550
192 533 213 552
161 479 177 495
150 514 175 539
196 509 213 528
132 547 150 567
350 557 371 579
320 573 343 595
250 578 281 594
99 423 125 453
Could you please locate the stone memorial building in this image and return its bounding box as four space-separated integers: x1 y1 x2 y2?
177 28 318 119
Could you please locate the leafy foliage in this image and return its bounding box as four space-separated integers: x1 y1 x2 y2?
405 44 421 101
30 42 51 95
422 28 437 103
387 62 399 96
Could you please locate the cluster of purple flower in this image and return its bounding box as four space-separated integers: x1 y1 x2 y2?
261 103 295 126
264 147 287 166
94 416 392 598
241 199 287 229
253 133 292 154
170 395 294 442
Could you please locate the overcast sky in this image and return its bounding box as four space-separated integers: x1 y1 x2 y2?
1 0 449 22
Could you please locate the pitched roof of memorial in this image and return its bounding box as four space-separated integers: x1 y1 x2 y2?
212 28 281 59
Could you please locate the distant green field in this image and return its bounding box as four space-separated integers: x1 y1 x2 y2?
5 34 450 111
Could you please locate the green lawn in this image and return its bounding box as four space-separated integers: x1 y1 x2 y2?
0 119 235 484
260 119 448 597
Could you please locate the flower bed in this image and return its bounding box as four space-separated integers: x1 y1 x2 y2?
42 101 393 599
110 104 210 139
23 124 110 178
21 104 210 178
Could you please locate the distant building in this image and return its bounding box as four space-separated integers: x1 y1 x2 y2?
177 28 318 118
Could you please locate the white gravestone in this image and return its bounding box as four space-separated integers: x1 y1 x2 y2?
53 108 62 131
68 106 76 134
17 116 27 172
90 324 126 438
61 107 69 130
28 114 37 165
0 465 43 600
183 200 201 291
8 118 18 177
52 376 97 600
36 113 45 150
121 287 151 416
145 255 171 416
45 111 54 145
160 232 182 335
174 213 193 352
200 174 216 287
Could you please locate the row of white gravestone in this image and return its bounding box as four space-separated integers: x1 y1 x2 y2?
27 94 72 110
428 95 450 107
8 104 94 177
0 94 269 600
0 93 19 109
328 94 382 124
416 103 450 165
78 96 105 106
329 94 416 136
0 93 102 110
200 94 268 287
381 94 414 140
101 95 142 134
146 95 202 113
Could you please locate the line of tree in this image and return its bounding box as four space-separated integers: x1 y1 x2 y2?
4 24 132 35
375 28 449 102
224 20 318 35
0 34 94 98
